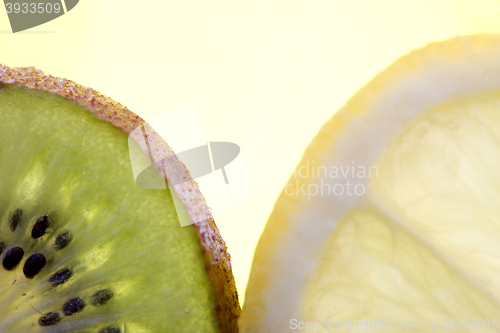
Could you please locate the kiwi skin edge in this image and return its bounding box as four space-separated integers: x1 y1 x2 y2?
0 64 240 333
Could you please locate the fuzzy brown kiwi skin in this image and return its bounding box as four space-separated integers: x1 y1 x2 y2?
0 65 240 333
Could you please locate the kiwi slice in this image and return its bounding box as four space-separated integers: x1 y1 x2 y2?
0 66 239 332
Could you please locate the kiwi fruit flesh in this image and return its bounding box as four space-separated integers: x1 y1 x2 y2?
0 66 239 332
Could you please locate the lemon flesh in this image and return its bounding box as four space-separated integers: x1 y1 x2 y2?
240 35 500 332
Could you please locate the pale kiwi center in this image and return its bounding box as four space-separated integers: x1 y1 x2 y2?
1 213 116 331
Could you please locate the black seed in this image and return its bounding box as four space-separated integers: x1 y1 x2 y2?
0 242 5 256
91 289 114 306
32 215 50 239
3 247 24 270
38 312 61 326
53 230 72 250
9 208 23 231
62 297 85 316
23 253 46 278
49 268 73 286
99 327 121 333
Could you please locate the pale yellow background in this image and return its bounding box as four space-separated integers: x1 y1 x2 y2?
1 0 499 306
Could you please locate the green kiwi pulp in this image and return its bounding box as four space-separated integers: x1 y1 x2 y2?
0 83 225 332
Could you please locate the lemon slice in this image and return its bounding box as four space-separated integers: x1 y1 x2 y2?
240 35 500 332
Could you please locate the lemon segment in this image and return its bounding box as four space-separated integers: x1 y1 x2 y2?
240 35 500 332
303 207 500 332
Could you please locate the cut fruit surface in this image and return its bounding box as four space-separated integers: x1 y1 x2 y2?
0 66 239 332
240 34 500 332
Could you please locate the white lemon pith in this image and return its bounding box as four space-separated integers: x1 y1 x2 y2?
240 35 500 332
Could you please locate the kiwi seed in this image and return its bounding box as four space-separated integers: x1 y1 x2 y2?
98 327 121 333
48 268 73 286
91 289 114 306
31 215 50 239
9 208 23 231
53 230 72 250
38 312 62 326
23 253 47 278
2 247 24 270
62 297 86 316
